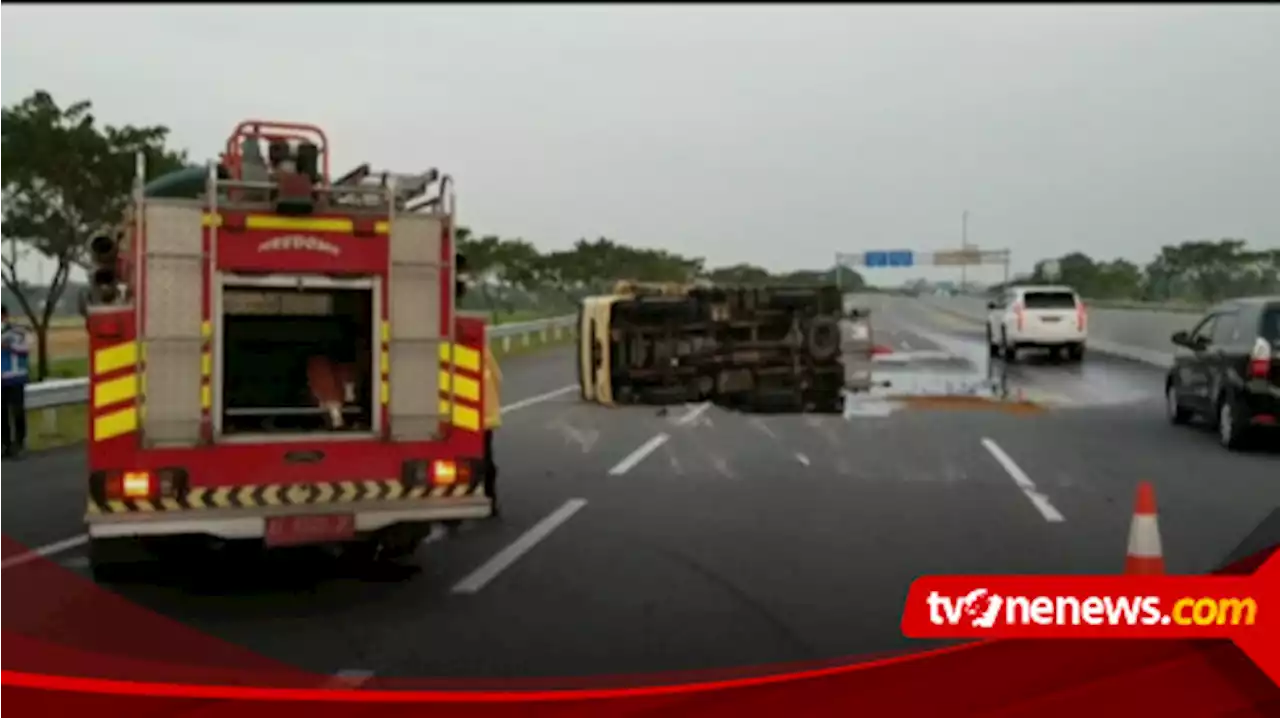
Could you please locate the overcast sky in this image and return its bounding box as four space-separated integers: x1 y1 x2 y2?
3 4 1278 285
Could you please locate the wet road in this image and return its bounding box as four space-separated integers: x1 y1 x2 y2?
3 295 1277 682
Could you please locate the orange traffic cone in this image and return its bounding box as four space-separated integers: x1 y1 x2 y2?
1125 481 1165 575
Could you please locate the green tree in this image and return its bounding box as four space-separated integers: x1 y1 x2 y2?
2 90 187 379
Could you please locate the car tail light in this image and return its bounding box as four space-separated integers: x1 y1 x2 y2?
1249 338 1272 379
1076 303 1087 332
93 468 188 503
1013 301 1025 332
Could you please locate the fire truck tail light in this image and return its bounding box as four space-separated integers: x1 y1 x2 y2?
432 460 459 485
122 471 151 498
95 467 188 502
401 459 475 489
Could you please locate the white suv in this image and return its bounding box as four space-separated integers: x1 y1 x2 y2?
986 285 1087 363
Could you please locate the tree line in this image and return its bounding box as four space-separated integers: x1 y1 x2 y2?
1 91 862 379
999 240 1279 305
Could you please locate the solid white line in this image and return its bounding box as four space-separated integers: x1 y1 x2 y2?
451 498 587 594
608 433 670 475
980 438 1066 523
1 534 89 570
1 384 581 572
501 384 577 414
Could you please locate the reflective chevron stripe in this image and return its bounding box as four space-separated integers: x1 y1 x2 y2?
87 479 484 513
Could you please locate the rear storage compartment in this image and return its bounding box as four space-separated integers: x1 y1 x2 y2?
221 285 375 437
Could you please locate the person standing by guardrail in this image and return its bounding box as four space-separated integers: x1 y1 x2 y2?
2 304 31 458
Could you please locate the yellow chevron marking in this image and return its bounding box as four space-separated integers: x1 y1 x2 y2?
94 342 138 376
202 321 212 338
362 480 382 499
211 487 234 508
134 499 156 512
381 321 390 343
381 352 389 375
93 374 137 409
86 502 101 515
451 485 472 498
440 343 481 373
94 408 138 441
314 483 335 503
337 482 359 502
440 370 480 402
407 486 428 499
381 381 390 405
160 498 182 511
106 500 129 513
187 488 209 506
201 384 212 409
384 483 404 500
429 486 448 498
285 484 312 504
201 353 212 377
261 485 282 506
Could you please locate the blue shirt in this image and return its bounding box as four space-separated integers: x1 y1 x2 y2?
2 322 31 386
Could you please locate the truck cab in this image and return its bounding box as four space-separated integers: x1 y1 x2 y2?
83 120 497 579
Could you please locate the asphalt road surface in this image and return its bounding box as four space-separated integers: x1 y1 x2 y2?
3 296 1278 683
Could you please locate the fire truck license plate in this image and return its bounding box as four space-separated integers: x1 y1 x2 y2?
265 514 356 547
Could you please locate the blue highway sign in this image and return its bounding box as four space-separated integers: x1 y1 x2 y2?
888 250 914 267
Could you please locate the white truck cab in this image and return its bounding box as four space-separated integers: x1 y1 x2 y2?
986 285 1087 363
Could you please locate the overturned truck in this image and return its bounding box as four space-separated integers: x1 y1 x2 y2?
578 283 868 413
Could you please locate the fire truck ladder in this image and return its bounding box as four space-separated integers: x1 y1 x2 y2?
385 173 459 441
135 152 209 447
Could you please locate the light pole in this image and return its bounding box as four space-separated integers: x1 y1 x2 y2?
960 210 970 291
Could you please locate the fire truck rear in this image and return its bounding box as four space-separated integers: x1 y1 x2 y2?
83 120 496 580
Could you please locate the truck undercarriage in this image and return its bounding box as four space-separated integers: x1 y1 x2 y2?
603 284 852 413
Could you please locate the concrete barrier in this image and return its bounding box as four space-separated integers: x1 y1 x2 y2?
915 295 1206 369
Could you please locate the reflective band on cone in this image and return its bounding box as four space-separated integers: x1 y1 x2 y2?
1125 481 1165 575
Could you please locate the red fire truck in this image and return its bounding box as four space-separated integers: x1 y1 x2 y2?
83 120 500 581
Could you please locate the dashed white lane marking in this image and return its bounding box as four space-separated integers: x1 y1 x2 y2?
980 438 1066 523
1 535 89 570
501 384 578 414
608 434 670 475
611 402 708 475
795 453 811 466
451 498 588 594
672 401 712 426
2 386 580 572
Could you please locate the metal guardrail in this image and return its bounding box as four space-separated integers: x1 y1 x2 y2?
24 314 578 410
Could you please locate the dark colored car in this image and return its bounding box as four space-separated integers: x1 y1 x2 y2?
1165 296 1280 450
